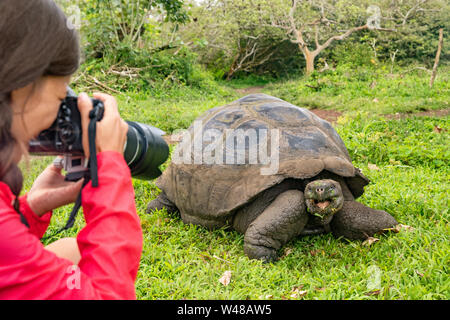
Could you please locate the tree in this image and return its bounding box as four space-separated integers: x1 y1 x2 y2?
179 0 283 79
56 0 189 60
262 0 434 74
367 0 449 64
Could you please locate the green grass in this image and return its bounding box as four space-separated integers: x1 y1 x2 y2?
21 65 449 299
263 64 450 115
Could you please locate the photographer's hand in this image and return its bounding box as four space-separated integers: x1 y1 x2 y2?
27 163 84 217
77 92 129 157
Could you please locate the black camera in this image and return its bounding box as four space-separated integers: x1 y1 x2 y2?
29 88 169 181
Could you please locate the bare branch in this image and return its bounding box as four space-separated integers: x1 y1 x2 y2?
270 19 291 31
314 25 320 49
288 0 299 30
400 66 431 75
400 0 429 26
315 24 369 54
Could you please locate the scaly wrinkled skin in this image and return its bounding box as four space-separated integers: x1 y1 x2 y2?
243 189 308 262
148 177 398 262
330 201 398 240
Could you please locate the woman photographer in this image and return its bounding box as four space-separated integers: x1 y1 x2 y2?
0 0 142 299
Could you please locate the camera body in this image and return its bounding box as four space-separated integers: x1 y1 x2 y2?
29 88 169 181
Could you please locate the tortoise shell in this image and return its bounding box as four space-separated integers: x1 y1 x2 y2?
157 94 368 222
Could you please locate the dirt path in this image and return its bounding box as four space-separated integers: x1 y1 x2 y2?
306 108 449 123
386 108 450 120
234 85 265 95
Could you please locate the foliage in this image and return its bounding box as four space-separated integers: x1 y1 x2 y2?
56 0 449 85
56 0 211 93
75 0 188 58
179 0 448 76
73 46 209 93
367 0 450 65
330 41 375 67
177 0 286 80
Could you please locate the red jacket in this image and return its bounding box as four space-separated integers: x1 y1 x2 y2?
0 151 143 299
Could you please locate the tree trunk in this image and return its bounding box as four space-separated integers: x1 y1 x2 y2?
226 53 240 81
430 28 444 88
302 48 316 75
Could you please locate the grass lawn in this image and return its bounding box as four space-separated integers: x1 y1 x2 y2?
22 66 449 300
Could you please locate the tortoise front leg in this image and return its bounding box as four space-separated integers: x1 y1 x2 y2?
146 191 179 214
244 190 308 262
330 201 398 240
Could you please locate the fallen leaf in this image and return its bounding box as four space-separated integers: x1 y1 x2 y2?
200 253 212 262
281 247 293 258
363 237 380 246
290 290 307 299
384 224 415 233
399 224 414 232
415 270 425 277
309 249 323 256
213 255 232 264
433 126 442 134
365 289 381 296
290 285 307 299
368 163 380 171
219 270 232 286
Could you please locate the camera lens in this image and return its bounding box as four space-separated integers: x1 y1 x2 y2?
124 121 169 180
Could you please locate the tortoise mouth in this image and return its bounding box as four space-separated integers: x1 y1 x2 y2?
305 197 343 222
314 199 331 210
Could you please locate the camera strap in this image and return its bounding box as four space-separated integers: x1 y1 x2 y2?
88 107 102 187
40 174 90 241
42 111 102 240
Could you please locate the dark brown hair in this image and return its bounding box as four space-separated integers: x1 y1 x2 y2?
0 0 80 198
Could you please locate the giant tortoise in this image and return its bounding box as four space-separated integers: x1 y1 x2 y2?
147 94 398 261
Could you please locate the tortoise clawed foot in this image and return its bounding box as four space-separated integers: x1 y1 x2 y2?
146 198 163 213
146 192 179 214
244 243 278 263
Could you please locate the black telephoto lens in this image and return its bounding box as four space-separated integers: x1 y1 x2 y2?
124 121 169 180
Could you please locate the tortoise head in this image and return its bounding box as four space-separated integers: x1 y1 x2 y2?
304 179 344 225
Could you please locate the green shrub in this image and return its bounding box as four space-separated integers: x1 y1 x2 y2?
331 42 376 67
